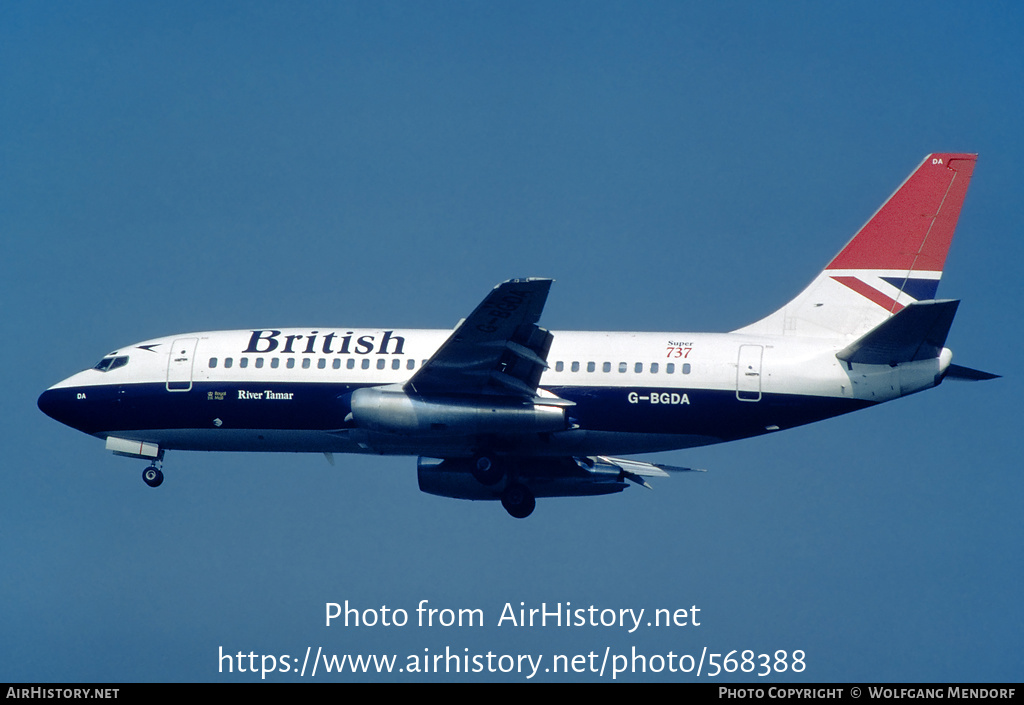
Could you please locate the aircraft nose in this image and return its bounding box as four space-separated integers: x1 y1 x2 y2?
38 377 120 436
38 385 95 433
38 387 69 425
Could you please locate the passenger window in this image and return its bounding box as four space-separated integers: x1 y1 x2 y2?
347 358 355 369
318 358 326 369
682 363 691 374
255 358 264 369
618 362 627 373
588 362 596 373
333 358 341 369
377 359 385 370
271 358 280 369
555 361 564 372
209 358 218 369
302 358 311 369
650 362 659 373
571 361 579 372
361 359 370 370
286 358 295 369
666 363 675 374
239 358 248 369
634 362 643 373
224 358 233 369
602 362 611 373
392 359 401 370
407 359 415 370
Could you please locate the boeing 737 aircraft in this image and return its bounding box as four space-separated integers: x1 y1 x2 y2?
39 154 996 517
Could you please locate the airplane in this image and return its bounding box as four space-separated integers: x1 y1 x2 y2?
38 153 997 518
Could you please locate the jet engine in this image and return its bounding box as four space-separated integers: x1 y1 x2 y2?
347 386 567 436
417 456 629 500
417 455 694 518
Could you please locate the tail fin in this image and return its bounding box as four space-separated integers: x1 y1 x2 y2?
735 154 977 339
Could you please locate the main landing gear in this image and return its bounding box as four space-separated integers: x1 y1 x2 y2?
500 482 536 519
471 453 536 518
142 462 164 488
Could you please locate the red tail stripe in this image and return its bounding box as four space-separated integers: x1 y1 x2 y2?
831 276 905 313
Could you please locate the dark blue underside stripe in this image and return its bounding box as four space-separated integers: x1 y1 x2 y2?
40 381 874 447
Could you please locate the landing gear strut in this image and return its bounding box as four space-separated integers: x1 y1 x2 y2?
501 483 536 519
142 463 164 488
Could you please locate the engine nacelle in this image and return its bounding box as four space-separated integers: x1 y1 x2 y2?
417 457 628 500
348 386 567 436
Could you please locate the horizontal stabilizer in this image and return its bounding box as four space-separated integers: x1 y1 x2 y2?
944 364 1000 381
836 299 959 366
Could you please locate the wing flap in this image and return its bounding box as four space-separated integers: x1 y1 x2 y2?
587 455 706 490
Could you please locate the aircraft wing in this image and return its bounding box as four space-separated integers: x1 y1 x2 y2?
405 278 558 400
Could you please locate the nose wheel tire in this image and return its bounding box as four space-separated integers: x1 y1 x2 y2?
501 483 536 519
142 466 164 488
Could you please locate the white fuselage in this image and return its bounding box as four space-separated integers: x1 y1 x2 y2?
40 326 949 459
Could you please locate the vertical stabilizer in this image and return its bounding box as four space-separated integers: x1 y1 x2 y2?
735 154 977 339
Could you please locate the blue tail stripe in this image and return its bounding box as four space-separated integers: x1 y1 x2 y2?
881 277 940 301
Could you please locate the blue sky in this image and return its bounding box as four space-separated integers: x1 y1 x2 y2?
3 1 1021 682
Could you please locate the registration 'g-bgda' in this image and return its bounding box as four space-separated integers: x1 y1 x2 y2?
39 154 997 518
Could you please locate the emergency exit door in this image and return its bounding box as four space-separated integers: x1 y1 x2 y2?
736 344 763 402
166 337 198 392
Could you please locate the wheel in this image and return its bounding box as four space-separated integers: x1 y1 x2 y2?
501 483 536 519
142 466 164 488
470 454 503 486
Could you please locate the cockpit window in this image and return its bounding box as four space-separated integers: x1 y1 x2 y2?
93 355 129 372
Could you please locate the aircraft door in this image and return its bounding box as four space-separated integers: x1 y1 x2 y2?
166 337 198 392
736 344 763 402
